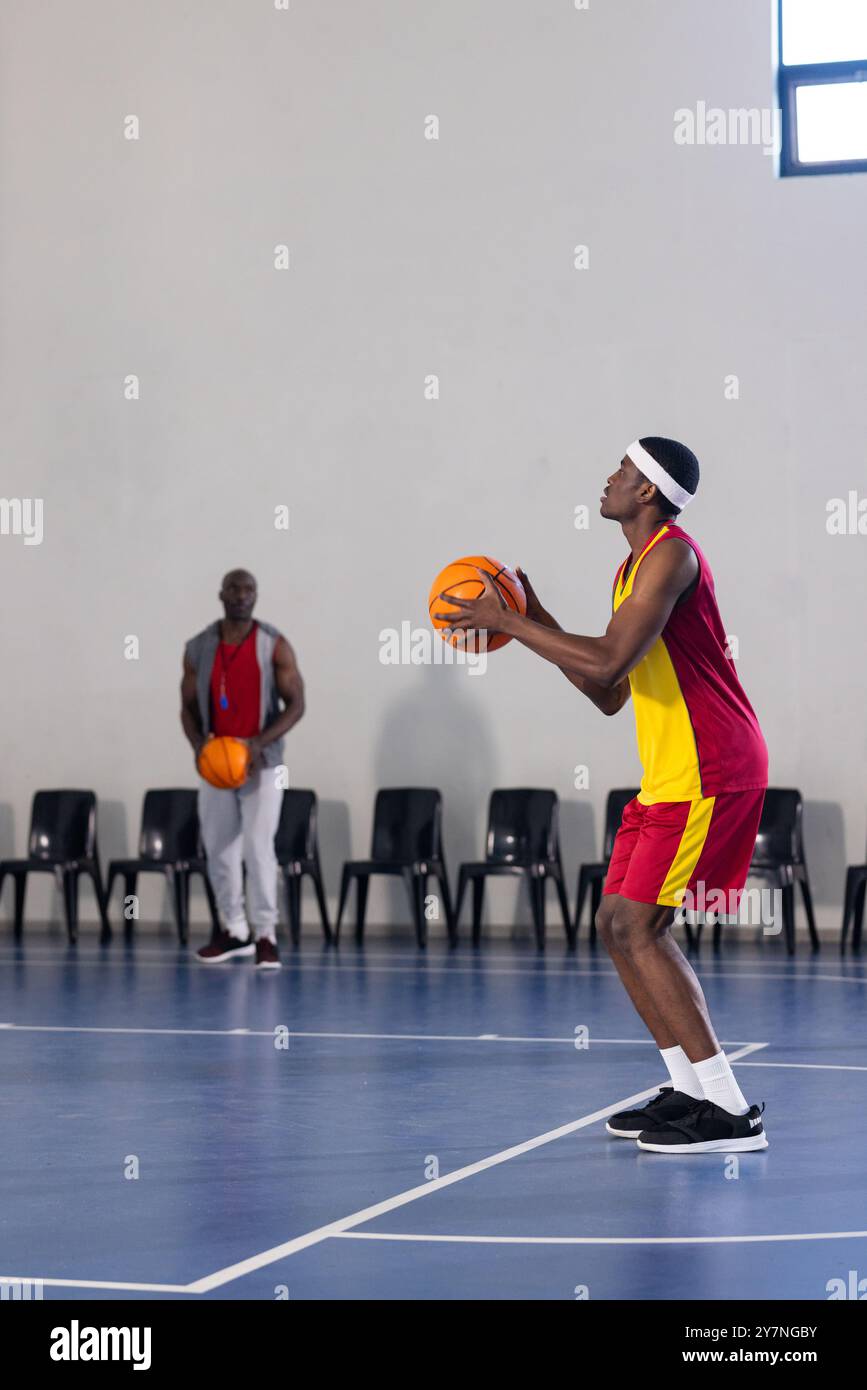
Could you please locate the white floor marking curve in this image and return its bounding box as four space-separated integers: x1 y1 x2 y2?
183 1043 766 1294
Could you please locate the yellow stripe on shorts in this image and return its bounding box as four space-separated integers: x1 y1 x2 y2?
657 796 716 907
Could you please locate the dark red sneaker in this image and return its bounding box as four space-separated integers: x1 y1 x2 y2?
255 938 281 970
196 930 255 963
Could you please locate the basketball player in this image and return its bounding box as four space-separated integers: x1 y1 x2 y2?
436 438 769 1153
181 569 304 969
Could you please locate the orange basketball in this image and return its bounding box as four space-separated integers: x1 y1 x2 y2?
428 555 526 652
197 736 251 789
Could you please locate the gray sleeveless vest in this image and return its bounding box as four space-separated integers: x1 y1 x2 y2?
184 620 285 768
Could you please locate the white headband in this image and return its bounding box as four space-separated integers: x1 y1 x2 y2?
626 440 695 510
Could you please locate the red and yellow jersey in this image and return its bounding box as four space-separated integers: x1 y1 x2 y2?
612 523 768 805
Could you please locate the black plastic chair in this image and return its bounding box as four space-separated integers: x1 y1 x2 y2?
106 789 219 945
336 789 454 948
274 789 332 945
574 788 640 943
840 841 867 954
0 790 109 943
455 789 571 951
695 788 818 955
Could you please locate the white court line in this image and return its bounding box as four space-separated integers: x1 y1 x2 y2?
3 1025 866 1070
0 951 864 985
182 1043 766 1294
334 1228 867 1251
0 1023 754 1047
0 1276 192 1293
19 1040 867 1296
736 1060 867 1073
334 1229 867 1247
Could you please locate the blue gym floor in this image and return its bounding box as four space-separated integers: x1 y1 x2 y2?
1 930 865 1301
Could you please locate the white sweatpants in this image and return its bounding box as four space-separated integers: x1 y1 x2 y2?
198 771 284 941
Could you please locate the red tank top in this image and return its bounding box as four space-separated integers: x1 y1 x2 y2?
210 624 261 738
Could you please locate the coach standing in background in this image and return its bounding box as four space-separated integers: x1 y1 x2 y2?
181 569 305 969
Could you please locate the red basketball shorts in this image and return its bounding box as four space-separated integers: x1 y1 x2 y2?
602 790 766 911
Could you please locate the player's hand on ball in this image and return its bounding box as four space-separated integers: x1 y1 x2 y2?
434 567 508 634
515 568 546 622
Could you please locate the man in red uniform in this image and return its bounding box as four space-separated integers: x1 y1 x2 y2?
181 569 305 969
437 438 769 1154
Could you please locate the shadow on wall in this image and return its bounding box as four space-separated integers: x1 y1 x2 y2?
312 798 351 922
802 800 847 907
556 797 598 938
0 803 14 923
370 664 497 941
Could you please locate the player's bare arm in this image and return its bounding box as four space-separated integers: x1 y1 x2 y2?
516 567 630 717
180 654 205 761
436 540 698 691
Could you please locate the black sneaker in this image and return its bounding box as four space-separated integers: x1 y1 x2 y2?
637 1099 768 1153
606 1086 702 1139
255 938 281 971
196 930 255 963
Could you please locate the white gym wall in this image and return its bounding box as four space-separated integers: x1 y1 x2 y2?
1 1 865 936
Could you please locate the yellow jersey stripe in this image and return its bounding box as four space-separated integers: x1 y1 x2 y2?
657 796 716 906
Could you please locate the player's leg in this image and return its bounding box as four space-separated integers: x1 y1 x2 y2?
611 793 768 1151
196 782 253 960
595 894 681 1048
609 895 766 1152
240 768 284 968
600 894 719 1137
602 893 720 1059
599 798 710 1073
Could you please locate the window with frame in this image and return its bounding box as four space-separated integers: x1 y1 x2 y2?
778 0 867 175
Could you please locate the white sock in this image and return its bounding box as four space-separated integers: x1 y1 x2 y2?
659 1045 704 1100
693 1051 749 1116
224 917 250 942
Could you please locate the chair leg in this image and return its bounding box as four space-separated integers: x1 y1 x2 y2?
170 869 189 946
122 872 138 938
712 912 722 951
455 867 469 929
355 874 370 944
528 870 546 952
405 870 426 949
62 869 79 944
553 867 573 946
471 875 485 947
88 861 111 942
589 879 602 944
284 871 301 947
433 867 461 945
13 870 27 939
335 866 353 942
310 859 333 943
782 879 796 955
852 879 867 953
574 867 589 939
798 873 820 952
841 867 859 952
680 908 696 948
435 864 456 946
